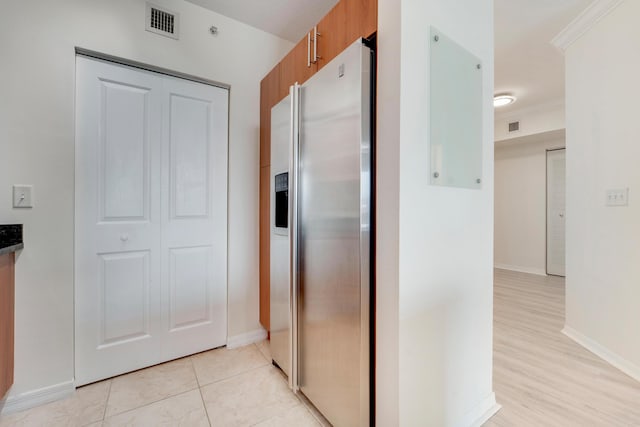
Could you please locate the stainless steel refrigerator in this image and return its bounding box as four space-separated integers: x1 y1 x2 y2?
270 38 373 426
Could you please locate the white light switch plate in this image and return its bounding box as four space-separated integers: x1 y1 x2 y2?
606 188 628 207
13 185 33 208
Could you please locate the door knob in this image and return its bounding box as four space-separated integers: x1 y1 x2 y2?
120 234 129 242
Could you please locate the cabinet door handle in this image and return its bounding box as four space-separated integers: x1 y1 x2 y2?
307 31 311 68
313 26 321 63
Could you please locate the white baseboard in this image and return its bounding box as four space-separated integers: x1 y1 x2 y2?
0 379 75 415
494 263 547 276
458 392 501 427
563 326 640 382
227 328 267 349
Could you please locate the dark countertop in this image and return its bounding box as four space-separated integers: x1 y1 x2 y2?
0 224 23 255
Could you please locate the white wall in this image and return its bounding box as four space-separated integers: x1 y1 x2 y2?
376 0 497 425
495 100 565 142
494 132 565 275
0 0 291 405
375 0 401 423
564 0 640 380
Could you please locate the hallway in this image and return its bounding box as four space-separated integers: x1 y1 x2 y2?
486 269 640 426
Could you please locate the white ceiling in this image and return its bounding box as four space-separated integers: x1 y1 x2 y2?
185 0 339 42
494 0 593 114
187 0 593 115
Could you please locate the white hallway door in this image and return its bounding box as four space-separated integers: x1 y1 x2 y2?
546 149 566 277
75 56 228 385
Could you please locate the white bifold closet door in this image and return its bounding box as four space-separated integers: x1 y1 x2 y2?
546 149 566 277
75 56 228 386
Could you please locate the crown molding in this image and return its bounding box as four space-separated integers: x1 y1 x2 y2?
551 0 625 53
495 129 566 146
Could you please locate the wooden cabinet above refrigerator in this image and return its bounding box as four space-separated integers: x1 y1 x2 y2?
259 0 377 331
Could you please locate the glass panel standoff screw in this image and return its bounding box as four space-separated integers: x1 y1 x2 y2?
434 35 439 42
476 178 481 184
434 172 440 178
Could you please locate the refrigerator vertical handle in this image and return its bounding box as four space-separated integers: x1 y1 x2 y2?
307 32 311 68
289 83 300 393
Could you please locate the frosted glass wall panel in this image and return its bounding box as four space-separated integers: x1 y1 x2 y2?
430 27 483 189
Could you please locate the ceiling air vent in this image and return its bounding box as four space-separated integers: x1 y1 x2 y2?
146 3 179 40
508 121 520 133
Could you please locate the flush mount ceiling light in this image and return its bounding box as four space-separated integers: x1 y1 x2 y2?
494 94 516 108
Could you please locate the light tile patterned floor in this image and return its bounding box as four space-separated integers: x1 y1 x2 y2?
0 341 321 427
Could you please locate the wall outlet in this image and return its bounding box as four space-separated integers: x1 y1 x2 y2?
13 185 33 208
606 188 628 207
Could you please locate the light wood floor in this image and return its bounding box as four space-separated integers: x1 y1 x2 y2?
485 269 640 427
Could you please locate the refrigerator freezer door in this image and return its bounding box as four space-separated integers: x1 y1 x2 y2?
297 39 371 427
270 94 292 378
